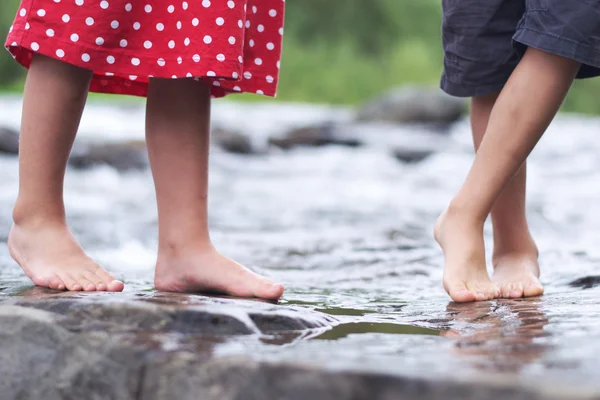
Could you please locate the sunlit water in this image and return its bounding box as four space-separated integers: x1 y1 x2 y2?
1 95 600 393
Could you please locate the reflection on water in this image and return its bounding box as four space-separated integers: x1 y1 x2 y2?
314 322 439 340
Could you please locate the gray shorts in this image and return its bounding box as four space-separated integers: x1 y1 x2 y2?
441 0 600 97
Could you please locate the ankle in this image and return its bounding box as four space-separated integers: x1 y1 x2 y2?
12 200 66 230
444 202 487 227
157 238 215 260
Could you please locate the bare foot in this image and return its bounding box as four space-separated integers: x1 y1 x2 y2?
492 245 543 298
8 222 124 292
154 246 284 300
434 209 500 302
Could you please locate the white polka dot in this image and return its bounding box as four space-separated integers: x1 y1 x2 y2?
267 42 275 50
156 23 164 31
255 58 263 65
216 17 224 26
120 39 128 47
216 54 225 62
144 40 152 49
279 27 284 35
232 72 239 79
31 42 39 51
62 14 70 22
228 36 236 45
81 53 90 62
10 41 16 47
238 56 243 63
186 73 193 78
75 0 84 5
56 49 65 58
228 1 235 8
133 22 141 30
106 72 114 76
213 81 221 86
157 58 166 66
19 9 26 17
252 6 257 13
177 21 182 29
249 40 255 47
184 38 191 46
233 86 241 91
107 56 115 64
168 40 175 49
172 75 178 79
70 33 79 42
129 75 137 80
177 57 183 64
244 71 252 79
269 9 277 17
25 23 30 30
100 1 109 9
125 3 132 11
257 90 264 95
207 71 216 77
276 60 281 69
132 58 140 66
182 2 188 10
111 20 119 29
192 54 200 62
145 4 152 12
238 20 243 28
46 29 55 37
204 35 212 44
202 0 211 7
86 17 94 26
257 24 265 32
266 75 274 83
37 9 46 17
96 37 104 45
192 18 199 26
167 5 175 13
245 20 251 28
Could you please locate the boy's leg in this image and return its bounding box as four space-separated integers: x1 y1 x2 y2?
471 94 541 298
436 48 580 302
8 54 124 292
146 78 284 300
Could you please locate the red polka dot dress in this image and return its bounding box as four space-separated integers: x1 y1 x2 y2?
5 0 285 98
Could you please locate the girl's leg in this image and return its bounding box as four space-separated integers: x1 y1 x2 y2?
8 54 124 292
471 94 541 298
146 78 284 299
435 47 580 302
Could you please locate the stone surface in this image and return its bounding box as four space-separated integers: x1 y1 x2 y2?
212 128 256 155
268 124 362 149
356 85 466 125
68 140 149 171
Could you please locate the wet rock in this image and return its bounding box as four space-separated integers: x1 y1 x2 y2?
68 140 148 171
212 128 255 155
0 126 19 155
356 85 466 125
568 276 600 289
392 147 434 164
268 124 362 150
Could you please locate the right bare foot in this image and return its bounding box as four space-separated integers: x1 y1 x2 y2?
434 209 500 302
8 221 124 292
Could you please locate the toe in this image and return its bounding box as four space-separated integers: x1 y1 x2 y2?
510 284 525 298
500 284 513 299
84 271 107 291
58 273 83 291
261 282 284 299
446 282 476 303
76 275 96 292
48 275 66 291
93 267 124 292
524 283 544 297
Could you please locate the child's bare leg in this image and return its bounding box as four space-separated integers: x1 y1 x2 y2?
7 54 124 292
471 94 542 298
435 47 580 302
147 78 284 299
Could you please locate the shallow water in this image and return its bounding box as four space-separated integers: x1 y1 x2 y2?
1 95 600 395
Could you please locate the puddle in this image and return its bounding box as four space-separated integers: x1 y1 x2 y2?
313 322 439 340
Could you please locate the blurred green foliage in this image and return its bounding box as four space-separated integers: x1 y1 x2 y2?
1 0 599 113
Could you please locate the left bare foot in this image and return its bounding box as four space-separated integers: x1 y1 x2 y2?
492 247 543 299
154 246 284 300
